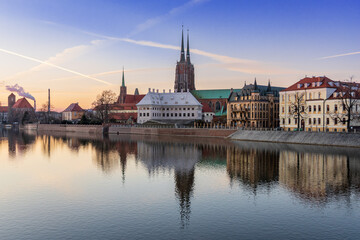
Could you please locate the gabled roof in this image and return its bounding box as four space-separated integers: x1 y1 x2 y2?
63 103 84 112
0 106 8 112
12 98 34 109
137 91 202 106
124 94 145 104
228 84 283 102
281 76 335 92
191 89 241 99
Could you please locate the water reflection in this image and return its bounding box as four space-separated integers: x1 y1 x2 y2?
1 130 360 227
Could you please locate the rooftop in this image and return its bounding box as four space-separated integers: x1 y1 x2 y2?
63 103 84 112
191 89 241 99
12 98 34 109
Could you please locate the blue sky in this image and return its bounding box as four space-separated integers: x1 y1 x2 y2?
0 0 359 110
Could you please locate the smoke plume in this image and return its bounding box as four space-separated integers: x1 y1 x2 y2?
6 84 35 101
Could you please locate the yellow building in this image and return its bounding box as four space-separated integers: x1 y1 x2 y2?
62 103 85 122
227 79 284 128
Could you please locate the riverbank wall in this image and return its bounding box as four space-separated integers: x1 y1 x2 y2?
22 124 103 134
108 126 237 138
230 130 360 148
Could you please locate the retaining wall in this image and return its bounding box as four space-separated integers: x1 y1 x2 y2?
230 130 360 148
109 126 237 138
24 124 103 134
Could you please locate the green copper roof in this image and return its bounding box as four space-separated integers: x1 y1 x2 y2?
121 67 125 87
191 89 241 100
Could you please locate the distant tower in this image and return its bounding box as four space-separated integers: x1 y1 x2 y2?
118 67 127 104
8 93 16 123
174 27 195 92
8 93 15 108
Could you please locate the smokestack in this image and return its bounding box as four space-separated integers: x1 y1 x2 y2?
34 99 36 112
48 89 50 114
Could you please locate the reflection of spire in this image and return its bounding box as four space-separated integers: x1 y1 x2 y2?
174 168 195 228
119 150 127 184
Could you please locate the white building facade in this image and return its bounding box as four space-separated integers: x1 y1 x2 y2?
280 76 360 132
137 89 202 124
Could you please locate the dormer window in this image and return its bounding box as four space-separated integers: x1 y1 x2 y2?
317 82 322 87
312 82 316 87
333 93 337 98
304 83 308 88
329 82 334 86
297 84 302 88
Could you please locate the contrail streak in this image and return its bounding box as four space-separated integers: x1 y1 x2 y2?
319 51 360 59
0 48 112 85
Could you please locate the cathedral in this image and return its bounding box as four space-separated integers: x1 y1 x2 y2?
174 28 195 92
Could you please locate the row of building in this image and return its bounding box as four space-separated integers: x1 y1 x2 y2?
1 29 359 132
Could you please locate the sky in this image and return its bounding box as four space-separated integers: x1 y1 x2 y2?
0 0 359 111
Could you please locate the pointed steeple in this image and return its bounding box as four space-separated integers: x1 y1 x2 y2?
266 79 272 92
186 29 191 63
254 78 258 90
121 67 125 87
244 81 247 87
180 26 185 62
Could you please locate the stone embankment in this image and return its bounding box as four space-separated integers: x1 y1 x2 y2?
108 126 237 138
230 130 360 148
23 124 103 134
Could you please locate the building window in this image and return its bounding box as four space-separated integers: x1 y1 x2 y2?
342 104 346 111
167 113 169 117
171 113 173 117
342 118 346 124
147 113 149 117
179 113 181 117
334 118 338 125
313 105 316 112
335 104 338 112
288 118 291 124
192 113 194 117
282 118 285 124
309 118 311 125
318 118 321 124
326 105 329 112
326 118 329 125
318 105 321 112
309 106 312 112
313 118 316 125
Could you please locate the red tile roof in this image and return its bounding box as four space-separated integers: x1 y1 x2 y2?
0 106 8 112
63 103 84 112
109 103 137 111
108 112 137 121
202 104 214 113
281 76 336 92
12 98 34 109
124 94 145 104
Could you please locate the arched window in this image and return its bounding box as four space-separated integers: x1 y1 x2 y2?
215 101 221 111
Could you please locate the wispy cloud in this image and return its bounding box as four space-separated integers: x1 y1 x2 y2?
319 51 360 60
129 0 209 36
118 38 298 75
0 40 112 85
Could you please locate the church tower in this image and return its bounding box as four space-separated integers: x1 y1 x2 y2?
174 27 195 92
118 67 127 104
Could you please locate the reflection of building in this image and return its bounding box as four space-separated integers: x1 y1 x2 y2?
227 79 283 128
138 141 200 227
279 151 350 201
62 103 84 121
226 145 279 190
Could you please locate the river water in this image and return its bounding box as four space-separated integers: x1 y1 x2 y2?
0 129 360 240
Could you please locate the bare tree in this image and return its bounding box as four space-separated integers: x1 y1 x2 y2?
288 92 308 131
92 90 117 123
330 77 360 131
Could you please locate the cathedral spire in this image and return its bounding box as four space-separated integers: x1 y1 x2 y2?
180 26 185 62
186 29 190 63
267 79 272 92
254 78 258 90
122 67 125 87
